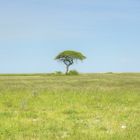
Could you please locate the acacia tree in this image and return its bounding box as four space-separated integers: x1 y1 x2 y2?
55 50 86 74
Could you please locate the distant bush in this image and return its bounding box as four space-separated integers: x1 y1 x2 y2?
106 72 113 74
46 71 63 76
55 71 63 75
68 70 79 75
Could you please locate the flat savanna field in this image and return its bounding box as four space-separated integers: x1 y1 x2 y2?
0 73 139 140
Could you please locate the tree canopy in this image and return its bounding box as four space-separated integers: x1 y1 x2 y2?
55 50 86 74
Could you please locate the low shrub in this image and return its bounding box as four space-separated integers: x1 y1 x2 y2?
55 71 63 75
68 70 79 75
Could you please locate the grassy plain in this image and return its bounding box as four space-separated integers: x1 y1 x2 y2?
0 73 139 140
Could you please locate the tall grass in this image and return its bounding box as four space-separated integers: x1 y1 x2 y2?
0 73 139 140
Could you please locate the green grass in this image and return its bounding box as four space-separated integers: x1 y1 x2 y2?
0 73 139 140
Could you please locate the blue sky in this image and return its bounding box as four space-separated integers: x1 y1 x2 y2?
0 0 140 73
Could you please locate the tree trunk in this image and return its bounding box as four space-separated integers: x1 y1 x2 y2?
66 65 69 75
